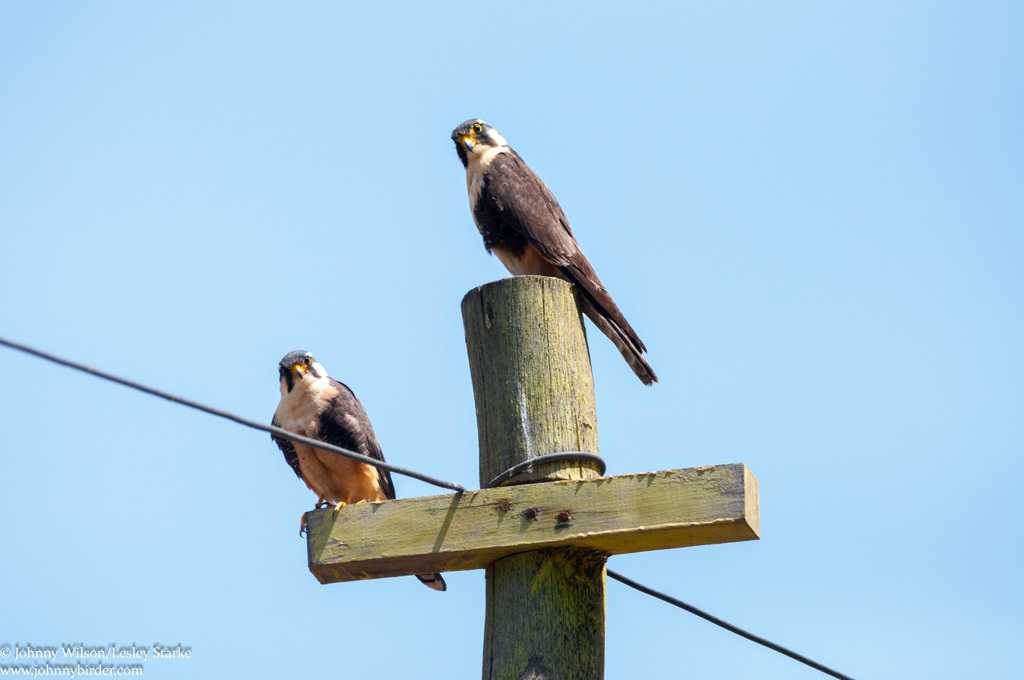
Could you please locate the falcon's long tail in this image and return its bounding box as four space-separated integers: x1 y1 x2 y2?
578 296 658 386
416 573 447 591
558 264 658 386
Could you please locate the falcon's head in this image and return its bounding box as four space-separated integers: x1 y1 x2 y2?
278 350 327 394
452 119 508 168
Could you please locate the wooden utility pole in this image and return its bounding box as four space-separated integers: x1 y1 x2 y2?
304 276 760 680
462 276 602 487
463 276 606 680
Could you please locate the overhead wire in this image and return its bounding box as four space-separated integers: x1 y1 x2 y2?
0 336 468 494
3 334 855 679
607 569 856 680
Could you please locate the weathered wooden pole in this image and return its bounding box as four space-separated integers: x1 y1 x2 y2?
304 274 760 676
462 275 606 680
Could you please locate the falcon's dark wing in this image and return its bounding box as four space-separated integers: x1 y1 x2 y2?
485 151 652 368
485 151 580 265
271 417 303 479
318 378 397 501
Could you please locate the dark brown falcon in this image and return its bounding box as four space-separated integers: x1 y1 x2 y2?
271 350 446 591
451 119 657 385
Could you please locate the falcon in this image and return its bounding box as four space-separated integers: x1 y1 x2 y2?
451 119 657 385
271 350 446 591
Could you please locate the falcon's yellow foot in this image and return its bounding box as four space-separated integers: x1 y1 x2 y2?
300 500 337 536
331 501 348 519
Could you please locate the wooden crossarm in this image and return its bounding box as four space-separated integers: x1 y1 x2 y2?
306 462 759 585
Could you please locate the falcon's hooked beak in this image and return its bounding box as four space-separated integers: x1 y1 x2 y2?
278 361 307 380
277 350 318 393
452 120 486 147
452 119 497 167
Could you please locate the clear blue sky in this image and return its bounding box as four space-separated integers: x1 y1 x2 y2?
2 3 1021 678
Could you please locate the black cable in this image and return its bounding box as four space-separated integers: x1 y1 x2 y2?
2 336 853 678
0 336 468 494
484 457 853 679
483 455 852 679
484 451 606 489
607 569 856 680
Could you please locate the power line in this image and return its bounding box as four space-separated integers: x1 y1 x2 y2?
607 569 856 680
0 336 468 494
3 335 854 678
484 451 606 489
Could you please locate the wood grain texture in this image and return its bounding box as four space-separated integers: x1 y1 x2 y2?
306 463 760 584
483 548 607 680
461 276 602 488
464 275 606 679
304 276 761 680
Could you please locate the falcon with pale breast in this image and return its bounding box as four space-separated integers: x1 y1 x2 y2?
271 350 446 591
451 119 657 385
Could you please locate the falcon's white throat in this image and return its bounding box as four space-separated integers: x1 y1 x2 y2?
466 144 509 214
275 361 332 429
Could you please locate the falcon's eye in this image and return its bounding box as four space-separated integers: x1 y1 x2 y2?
472 123 482 134
304 356 312 365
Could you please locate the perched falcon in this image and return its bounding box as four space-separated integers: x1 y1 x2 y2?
451 119 657 385
271 350 446 591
